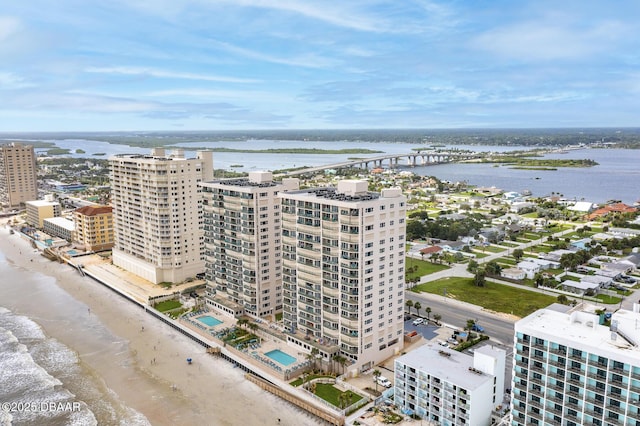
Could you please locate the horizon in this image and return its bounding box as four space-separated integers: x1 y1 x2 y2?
2 1 639 132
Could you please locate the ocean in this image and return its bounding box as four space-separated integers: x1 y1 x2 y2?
0 248 150 426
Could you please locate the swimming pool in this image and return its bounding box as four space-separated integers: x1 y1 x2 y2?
197 315 222 327
264 349 297 366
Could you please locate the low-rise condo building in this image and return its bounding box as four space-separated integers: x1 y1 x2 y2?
395 343 506 426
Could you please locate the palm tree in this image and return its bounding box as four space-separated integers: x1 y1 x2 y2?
433 313 442 325
373 369 381 392
337 355 348 376
405 299 414 314
310 347 320 371
236 318 248 330
248 322 258 334
425 307 431 321
466 319 476 332
414 302 421 317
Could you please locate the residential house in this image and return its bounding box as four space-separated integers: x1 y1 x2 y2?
501 267 526 280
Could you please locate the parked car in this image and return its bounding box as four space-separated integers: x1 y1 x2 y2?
375 376 392 388
471 323 485 332
412 318 425 326
404 314 412 321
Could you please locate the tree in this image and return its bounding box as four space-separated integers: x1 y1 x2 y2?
473 269 486 287
512 248 524 262
425 306 432 320
336 355 348 375
466 319 476 331
467 259 479 273
414 302 421 317
557 294 569 305
433 313 442 324
236 318 248 330
373 369 381 392
485 261 502 276
405 299 413 314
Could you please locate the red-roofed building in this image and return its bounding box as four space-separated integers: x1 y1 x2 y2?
586 203 638 220
419 246 443 258
73 205 114 251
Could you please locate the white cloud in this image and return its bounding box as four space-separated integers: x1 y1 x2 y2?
0 72 33 89
84 66 259 83
208 40 338 69
472 19 630 62
0 16 21 41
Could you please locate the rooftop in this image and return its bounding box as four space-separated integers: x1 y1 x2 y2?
395 343 494 390
516 304 640 364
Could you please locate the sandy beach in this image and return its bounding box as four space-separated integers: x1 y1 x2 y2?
0 223 324 426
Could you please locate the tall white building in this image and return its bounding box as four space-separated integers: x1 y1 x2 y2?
511 303 640 426
279 180 406 373
109 149 213 284
394 343 506 426
200 172 299 319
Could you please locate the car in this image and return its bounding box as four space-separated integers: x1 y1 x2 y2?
404 314 412 321
375 376 392 388
412 318 425 326
438 340 449 348
471 323 485 332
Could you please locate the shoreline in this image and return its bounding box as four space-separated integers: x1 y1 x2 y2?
0 224 323 426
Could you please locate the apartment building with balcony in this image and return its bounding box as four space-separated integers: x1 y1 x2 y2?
394 343 506 426
511 303 640 426
279 180 406 373
109 148 213 284
199 172 299 319
73 205 114 251
0 142 38 209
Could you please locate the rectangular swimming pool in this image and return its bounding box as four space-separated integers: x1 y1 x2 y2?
197 315 222 327
264 349 297 366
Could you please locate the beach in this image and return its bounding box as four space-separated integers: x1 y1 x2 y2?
0 223 324 426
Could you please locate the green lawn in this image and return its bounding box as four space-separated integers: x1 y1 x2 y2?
411 277 556 318
471 251 490 259
479 245 506 253
496 257 517 265
499 242 520 247
154 299 182 312
594 294 622 305
314 383 363 407
406 258 450 276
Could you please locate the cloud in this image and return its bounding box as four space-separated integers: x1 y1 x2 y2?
84 66 259 83
0 72 33 89
208 40 338 69
0 16 21 41
472 18 631 62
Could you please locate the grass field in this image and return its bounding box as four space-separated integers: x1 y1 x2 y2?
314 383 363 407
406 257 450 276
154 299 182 312
411 277 556 318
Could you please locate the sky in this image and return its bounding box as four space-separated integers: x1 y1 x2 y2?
1 0 639 132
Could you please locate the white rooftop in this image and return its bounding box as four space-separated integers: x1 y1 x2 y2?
43 216 75 231
395 343 495 390
516 304 640 365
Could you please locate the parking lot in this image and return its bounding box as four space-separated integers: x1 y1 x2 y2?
403 316 438 340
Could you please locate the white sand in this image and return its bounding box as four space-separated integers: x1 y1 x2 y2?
0 223 323 426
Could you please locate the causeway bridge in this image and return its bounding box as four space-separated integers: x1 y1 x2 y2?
283 150 483 176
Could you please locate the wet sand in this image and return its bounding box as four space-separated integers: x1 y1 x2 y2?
0 224 323 426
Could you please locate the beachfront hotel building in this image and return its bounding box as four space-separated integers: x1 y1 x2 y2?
394 343 506 426
25 195 62 228
109 149 214 284
200 172 299 319
511 304 640 426
0 142 38 209
279 180 406 373
73 205 114 251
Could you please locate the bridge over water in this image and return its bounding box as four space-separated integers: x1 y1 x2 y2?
283 150 483 176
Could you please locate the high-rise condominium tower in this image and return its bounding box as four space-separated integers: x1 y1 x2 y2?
511 303 640 426
200 172 299 319
109 149 213 284
279 180 406 373
0 143 38 209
